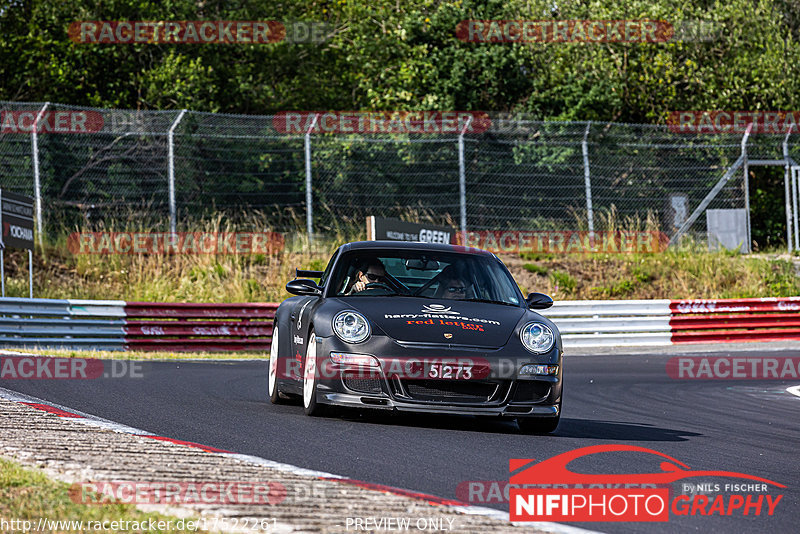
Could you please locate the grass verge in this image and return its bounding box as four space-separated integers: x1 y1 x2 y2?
0 456 204 533
512 248 800 300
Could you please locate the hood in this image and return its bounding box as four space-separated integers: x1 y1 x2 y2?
335 296 526 348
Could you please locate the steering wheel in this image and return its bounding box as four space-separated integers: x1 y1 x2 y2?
364 282 395 292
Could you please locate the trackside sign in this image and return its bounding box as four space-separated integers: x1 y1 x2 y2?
366 216 455 244
1 190 35 250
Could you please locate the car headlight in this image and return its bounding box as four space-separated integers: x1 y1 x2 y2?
520 322 555 354
333 311 371 343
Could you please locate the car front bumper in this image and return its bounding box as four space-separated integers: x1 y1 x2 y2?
312 334 562 418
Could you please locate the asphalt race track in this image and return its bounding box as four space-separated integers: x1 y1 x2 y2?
2 350 798 534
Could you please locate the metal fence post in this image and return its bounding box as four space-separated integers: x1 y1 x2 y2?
31 101 49 248
785 166 793 253
742 124 752 252
28 249 33 298
795 167 800 252
167 109 187 235
458 116 473 244
305 113 320 242
783 125 794 253
582 121 594 236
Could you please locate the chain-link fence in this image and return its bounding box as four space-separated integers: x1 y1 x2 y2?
2 102 800 245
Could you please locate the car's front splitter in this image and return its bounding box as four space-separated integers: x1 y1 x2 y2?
320 391 560 418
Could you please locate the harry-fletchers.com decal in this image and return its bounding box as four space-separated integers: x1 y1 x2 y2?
509 445 784 522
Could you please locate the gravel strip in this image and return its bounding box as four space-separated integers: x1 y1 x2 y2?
0 398 556 533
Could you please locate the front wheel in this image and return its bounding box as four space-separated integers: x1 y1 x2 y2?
268 323 289 404
302 331 327 416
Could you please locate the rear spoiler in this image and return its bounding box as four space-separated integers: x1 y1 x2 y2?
295 268 324 279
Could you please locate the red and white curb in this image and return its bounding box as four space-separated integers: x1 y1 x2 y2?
0 384 601 534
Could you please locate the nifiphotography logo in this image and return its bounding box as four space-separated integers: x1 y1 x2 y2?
509 445 784 522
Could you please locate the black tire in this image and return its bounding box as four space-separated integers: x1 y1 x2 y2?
302 330 327 416
517 415 560 434
517 400 561 434
268 321 289 404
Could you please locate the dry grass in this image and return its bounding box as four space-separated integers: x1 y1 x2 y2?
1 209 797 302
512 249 800 300
3 213 349 302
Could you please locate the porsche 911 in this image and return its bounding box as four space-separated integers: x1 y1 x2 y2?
268 240 562 433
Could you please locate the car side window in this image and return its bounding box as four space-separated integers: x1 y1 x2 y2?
319 250 339 287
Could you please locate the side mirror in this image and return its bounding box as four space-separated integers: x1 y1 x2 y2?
526 292 553 310
286 279 322 296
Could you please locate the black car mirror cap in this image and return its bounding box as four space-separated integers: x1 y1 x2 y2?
295 268 323 279
286 279 322 296
526 292 554 309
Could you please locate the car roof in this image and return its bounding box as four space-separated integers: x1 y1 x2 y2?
339 240 494 256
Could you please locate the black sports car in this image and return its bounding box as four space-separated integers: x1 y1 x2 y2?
268 240 563 433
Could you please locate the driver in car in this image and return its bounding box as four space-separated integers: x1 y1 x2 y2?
436 265 471 300
348 258 388 294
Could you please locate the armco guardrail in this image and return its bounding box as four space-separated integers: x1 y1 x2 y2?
0 298 126 351
0 298 275 351
0 297 798 351
540 299 672 347
670 297 800 343
542 297 800 347
124 302 275 351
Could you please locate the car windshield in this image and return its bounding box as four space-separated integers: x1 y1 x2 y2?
330 249 521 306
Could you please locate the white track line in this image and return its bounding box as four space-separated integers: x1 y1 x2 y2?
0 385 603 534
0 386 156 435
786 385 800 398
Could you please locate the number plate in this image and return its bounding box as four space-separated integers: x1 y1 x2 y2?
426 362 473 380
